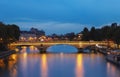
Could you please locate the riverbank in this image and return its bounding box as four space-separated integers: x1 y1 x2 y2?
98 47 120 66
106 54 120 65
0 50 16 59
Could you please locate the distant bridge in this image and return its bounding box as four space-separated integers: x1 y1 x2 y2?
10 41 114 53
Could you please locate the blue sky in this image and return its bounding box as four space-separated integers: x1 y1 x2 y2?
0 0 120 34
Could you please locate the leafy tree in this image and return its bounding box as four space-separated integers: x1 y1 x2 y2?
81 23 120 48
65 32 75 41
0 22 20 51
112 26 120 48
89 27 96 40
81 27 89 41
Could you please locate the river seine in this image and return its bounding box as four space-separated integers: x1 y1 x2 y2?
0 45 120 77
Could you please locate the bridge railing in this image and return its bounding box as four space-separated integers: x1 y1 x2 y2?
13 41 108 43
10 41 110 46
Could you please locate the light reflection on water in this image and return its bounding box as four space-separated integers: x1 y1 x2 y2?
76 54 84 77
107 62 120 77
41 54 48 77
0 46 120 77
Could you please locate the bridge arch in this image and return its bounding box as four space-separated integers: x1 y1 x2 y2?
13 45 40 53
46 44 78 53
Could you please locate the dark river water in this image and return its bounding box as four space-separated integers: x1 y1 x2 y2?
0 45 120 77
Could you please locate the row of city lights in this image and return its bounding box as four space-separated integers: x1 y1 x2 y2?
20 36 52 42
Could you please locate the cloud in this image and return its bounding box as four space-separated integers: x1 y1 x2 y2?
6 17 119 35
6 21 91 35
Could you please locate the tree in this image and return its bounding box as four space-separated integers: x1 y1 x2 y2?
65 32 75 41
0 23 8 43
81 27 89 41
0 22 20 51
81 23 120 48
89 27 96 40
112 26 120 48
101 26 111 40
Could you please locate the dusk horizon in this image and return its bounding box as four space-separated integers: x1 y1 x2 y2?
5 21 119 35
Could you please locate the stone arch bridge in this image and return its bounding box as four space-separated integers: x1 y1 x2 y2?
10 41 114 53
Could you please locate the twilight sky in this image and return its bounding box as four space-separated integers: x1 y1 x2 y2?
0 0 120 34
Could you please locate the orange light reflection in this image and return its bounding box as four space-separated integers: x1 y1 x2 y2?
75 54 84 77
41 54 48 77
8 54 17 77
107 62 116 77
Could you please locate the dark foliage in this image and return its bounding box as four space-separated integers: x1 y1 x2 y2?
0 22 20 51
81 23 120 47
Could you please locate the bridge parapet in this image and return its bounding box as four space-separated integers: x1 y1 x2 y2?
10 41 113 48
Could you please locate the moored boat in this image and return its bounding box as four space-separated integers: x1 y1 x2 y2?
106 49 120 65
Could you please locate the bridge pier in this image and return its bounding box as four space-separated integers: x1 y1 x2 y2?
77 48 83 53
39 44 47 53
39 49 46 53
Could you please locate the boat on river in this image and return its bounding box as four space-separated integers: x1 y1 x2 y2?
106 49 120 65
